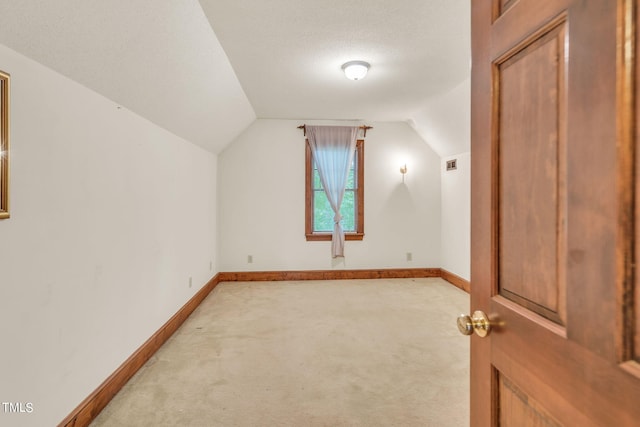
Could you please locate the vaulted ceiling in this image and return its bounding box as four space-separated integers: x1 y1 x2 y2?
0 0 470 156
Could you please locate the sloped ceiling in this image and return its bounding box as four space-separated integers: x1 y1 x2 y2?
0 0 256 153
199 0 470 122
0 0 470 156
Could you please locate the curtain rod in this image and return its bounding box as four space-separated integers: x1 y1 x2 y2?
297 124 373 137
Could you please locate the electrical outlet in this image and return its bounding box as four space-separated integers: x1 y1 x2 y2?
247 255 253 263
189 277 192 288
406 252 413 261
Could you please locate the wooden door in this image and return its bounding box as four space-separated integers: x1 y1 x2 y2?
470 0 640 425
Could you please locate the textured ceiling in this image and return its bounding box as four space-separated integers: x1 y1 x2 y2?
200 0 470 123
0 0 470 155
0 0 256 153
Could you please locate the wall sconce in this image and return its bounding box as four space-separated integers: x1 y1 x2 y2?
400 164 408 182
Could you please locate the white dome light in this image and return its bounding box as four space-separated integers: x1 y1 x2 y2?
342 61 370 81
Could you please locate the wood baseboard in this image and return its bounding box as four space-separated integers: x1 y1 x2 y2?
218 268 441 282
59 266 469 426
440 268 471 293
58 274 221 427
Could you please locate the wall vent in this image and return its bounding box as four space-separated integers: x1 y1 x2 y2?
446 159 457 171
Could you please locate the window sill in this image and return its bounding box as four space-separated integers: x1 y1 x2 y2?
306 233 364 241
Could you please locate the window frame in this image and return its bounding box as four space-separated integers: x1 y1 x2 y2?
305 138 364 241
0 70 9 220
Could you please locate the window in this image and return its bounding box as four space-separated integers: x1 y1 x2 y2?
305 139 364 241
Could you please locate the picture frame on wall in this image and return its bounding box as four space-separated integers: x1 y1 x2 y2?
0 69 9 219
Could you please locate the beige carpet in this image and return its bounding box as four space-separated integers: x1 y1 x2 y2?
91 278 470 426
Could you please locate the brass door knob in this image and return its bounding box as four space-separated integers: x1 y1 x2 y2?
457 310 491 337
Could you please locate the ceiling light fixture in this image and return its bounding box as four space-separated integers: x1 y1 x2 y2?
342 61 370 81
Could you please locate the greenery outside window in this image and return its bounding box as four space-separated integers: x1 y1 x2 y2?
305 139 364 241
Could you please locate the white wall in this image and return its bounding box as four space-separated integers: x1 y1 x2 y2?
410 77 471 281
0 44 218 426
218 119 441 271
410 78 471 158
441 152 471 280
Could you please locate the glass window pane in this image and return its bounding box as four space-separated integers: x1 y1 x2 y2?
310 146 360 236
314 159 355 190
313 190 356 233
345 166 355 189
313 191 333 232
340 190 355 232
313 167 323 190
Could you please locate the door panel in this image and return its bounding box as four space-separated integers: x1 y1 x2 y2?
492 297 640 426
497 20 567 325
498 374 562 427
471 0 640 425
495 0 517 20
